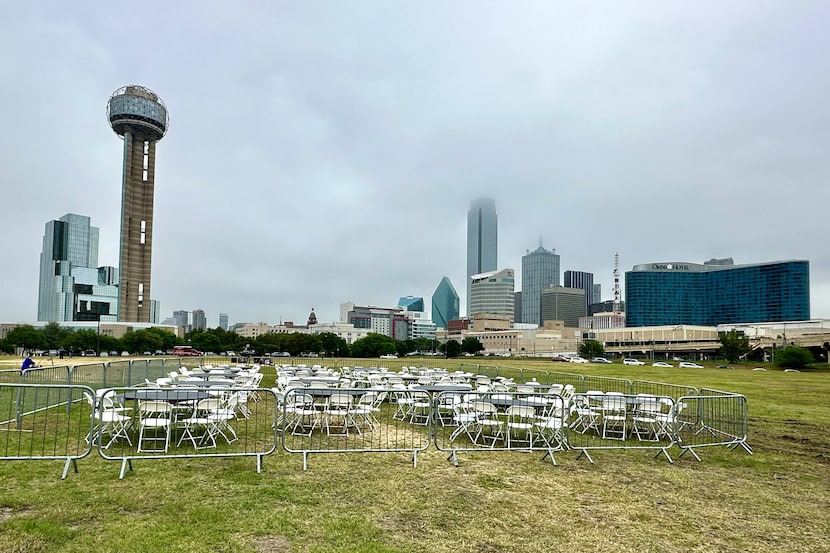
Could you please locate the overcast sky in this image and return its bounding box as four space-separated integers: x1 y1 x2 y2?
2 1 829 328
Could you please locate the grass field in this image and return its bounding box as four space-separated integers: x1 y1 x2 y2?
0 356 828 552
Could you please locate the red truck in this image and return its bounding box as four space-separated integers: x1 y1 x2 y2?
172 345 203 356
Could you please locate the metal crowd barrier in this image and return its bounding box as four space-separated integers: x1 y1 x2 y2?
631 380 698 401
280 386 430 470
432 390 568 466
675 389 751 460
0 372 751 478
0 383 93 479
566 392 678 463
96 386 278 478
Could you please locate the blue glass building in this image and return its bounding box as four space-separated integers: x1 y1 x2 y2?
37 214 119 322
432 277 460 329
398 296 425 312
625 260 810 327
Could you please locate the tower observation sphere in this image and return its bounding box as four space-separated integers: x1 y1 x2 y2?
107 85 168 141
108 85 168 323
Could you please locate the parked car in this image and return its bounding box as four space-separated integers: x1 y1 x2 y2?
569 356 589 364
652 361 673 367
591 357 612 364
380 354 398 359
109 351 119 356
142 351 152 356
121 351 130 357
551 355 569 362
679 362 704 368
83 349 96 357
100 352 109 358
154 350 163 355
623 358 646 366
717 365 733 369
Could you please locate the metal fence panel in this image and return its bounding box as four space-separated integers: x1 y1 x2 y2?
97 386 278 478
565 393 676 463
583 375 633 394
280 387 430 470
0 383 94 479
433 390 568 466
632 380 698 401
675 393 751 460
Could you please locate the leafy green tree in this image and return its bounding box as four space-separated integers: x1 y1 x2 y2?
145 327 179 351
718 329 751 363
62 329 99 353
461 336 484 355
0 339 13 354
350 333 396 358
121 329 163 354
318 332 349 357
284 333 322 356
775 345 814 369
578 339 605 359
190 332 221 354
444 339 462 358
5 325 46 352
42 322 69 351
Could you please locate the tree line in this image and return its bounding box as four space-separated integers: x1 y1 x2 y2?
0 323 486 359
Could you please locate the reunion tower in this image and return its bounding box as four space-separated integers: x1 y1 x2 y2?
107 85 168 323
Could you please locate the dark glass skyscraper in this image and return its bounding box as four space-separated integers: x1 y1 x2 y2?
432 277 460 329
521 245 560 325
625 260 810 327
466 198 497 315
564 270 594 318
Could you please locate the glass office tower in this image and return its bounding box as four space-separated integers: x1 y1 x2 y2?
466 198 497 315
432 277 460 329
625 260 810 327
37 213 119 322
398 296 425 312
564 270 594 319
521 246 560 325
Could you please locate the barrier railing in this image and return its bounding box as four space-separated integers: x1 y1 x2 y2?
96 386 278 478
632 380 698 401
0 366 752 477
433 390 568 466
583 375 633 395
566 392 677 463
0 383 94 479
676 390 751 460
280 386 430 470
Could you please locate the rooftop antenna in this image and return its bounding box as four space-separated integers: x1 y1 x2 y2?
613 253 621 312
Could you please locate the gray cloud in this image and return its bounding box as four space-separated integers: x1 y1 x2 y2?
1 1 828 327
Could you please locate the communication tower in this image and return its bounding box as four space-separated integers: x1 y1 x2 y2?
107 85 168 322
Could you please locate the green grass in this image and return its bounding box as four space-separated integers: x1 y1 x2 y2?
0 356 829 552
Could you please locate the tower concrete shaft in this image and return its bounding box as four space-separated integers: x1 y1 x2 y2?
118 132 158 322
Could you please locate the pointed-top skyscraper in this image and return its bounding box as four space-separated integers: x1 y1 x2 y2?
432 277 460 329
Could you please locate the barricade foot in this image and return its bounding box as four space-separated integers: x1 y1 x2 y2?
575 448 594 464
119 458 133 479
61 458 77 480
654 447 673 464
540 450 557 466
678 447 702 462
